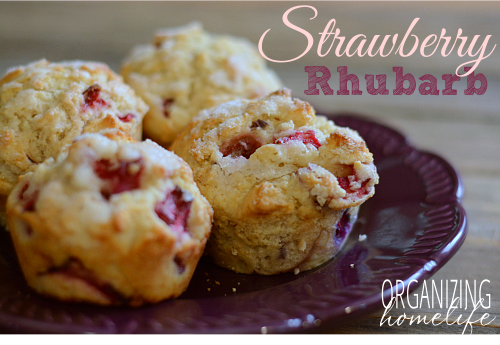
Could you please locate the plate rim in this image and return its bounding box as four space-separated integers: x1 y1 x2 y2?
0 114 468 334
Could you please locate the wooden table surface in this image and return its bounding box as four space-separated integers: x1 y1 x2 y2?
0 1 498 334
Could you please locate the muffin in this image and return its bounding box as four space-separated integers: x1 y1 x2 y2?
121 22 282 147
0 60 148 224
6 130 212 306
171 89 378 275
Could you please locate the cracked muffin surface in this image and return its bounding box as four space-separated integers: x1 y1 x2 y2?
0 60 148 223
121 22 282 147
6 130 212 306
171 89 379 275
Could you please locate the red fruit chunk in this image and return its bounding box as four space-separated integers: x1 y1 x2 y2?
94 158 143 199
335 210 352 246
118 113 134 122
250 119 269 129
337 177 350 191
46 258 126 304
163 98 174 118
18 182 39 212
337 176 369 200
155 186 193 234
174 256 186 274
274 130 321 149
220 134 263 159
83 84 107 110
24 223 33 236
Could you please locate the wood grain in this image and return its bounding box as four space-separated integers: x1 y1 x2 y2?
0 1 498 334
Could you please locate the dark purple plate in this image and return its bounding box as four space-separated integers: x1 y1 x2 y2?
0 115 467 333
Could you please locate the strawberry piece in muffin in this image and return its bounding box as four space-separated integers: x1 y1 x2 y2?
6 130 212 306
171 89 378 275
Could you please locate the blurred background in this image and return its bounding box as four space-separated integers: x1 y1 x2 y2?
1 1 498 115
2 0 497 245
0 1 499 333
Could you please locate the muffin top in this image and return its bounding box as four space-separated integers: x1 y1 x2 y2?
170 89 379 219
121 22 282 147
10 130 209 240
6 129 213 305
0 59 148 197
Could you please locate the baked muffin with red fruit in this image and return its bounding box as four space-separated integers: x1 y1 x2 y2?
6 130 212 306
0 60 148 225
171 89 378 275
121 22 282 148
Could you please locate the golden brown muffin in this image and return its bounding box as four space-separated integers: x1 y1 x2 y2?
0 60 148 223
121 22 282 147
7 130 212 306
171 89 378 275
